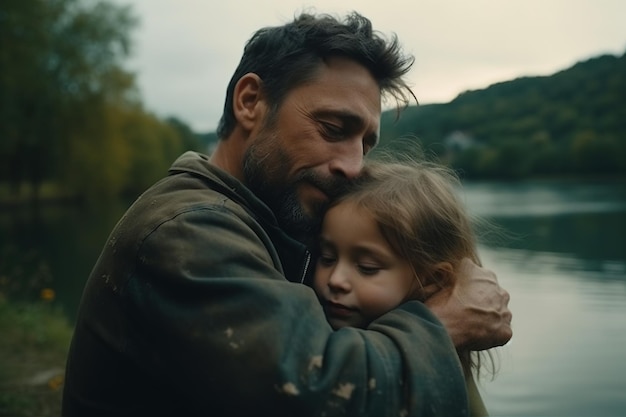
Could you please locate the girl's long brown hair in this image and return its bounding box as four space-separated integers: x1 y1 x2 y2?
330 158 495 379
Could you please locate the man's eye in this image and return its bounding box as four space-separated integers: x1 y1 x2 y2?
321 122 344 139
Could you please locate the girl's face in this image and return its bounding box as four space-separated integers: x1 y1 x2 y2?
313 201 418 329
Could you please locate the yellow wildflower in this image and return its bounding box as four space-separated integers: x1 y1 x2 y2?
48 374 64 390
40 288 55 302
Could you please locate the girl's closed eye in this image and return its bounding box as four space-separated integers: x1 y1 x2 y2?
357 264 380 275
356 259 384 276
318 253 336 266
317 245 337 267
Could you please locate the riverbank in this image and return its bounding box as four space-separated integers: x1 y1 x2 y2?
0 182 78 209
0 297 72 416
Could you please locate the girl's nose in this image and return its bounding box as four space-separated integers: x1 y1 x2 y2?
327 265 352 292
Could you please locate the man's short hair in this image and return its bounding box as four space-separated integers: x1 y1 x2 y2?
216 11 415 139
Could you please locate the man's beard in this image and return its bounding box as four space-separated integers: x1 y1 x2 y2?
242 130 349 242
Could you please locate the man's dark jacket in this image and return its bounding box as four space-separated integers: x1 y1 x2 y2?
62 151 469 417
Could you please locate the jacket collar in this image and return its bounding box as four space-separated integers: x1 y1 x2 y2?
169 151 311 284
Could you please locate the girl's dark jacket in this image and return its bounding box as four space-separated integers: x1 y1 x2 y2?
62 151 470 417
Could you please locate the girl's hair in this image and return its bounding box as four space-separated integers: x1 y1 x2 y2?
333 160 480 289
330 158 495 378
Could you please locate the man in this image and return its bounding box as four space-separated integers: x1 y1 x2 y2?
63 11 512 416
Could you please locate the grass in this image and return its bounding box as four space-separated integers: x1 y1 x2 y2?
0 296 72 417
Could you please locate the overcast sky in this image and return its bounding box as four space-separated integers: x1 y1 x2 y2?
113 0 626 132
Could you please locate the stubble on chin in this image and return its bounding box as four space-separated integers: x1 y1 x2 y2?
243 140 320 241
242 129 352 242
276 187 324 241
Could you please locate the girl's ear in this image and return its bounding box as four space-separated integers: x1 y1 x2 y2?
232 73 267 131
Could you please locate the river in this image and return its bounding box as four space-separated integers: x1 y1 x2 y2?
463 179 626 416
1 178 625 416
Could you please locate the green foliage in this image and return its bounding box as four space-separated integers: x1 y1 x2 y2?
121 109 182 197
0 0 205 204
0 224 72 416
0 298 72 417
0 0 137 192
380 52 626 179
167 116 206 152
0 300 71 353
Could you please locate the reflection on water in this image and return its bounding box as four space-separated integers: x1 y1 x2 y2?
462 179 626 218
1 179 625 416
486 212 626 266
463 179 626 264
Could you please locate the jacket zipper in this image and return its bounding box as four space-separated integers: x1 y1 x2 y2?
299 250 311 284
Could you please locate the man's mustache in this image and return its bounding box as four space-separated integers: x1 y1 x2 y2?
297 170 351 200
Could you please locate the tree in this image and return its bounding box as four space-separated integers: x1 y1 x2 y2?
570 131 623 175
166 117 204 153
0 0 138 198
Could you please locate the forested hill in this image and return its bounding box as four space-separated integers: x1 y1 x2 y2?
378 51 626 179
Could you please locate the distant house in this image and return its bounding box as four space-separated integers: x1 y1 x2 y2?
444 130 476 152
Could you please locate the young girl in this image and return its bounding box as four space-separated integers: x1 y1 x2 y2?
313 159 494 416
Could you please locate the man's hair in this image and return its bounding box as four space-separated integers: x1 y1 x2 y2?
216 11 415 139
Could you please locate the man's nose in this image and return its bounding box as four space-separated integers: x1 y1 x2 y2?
328 141 364 179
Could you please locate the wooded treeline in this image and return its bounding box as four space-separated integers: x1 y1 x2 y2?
2 1 624 206
0 0 206 203
378 51 626 179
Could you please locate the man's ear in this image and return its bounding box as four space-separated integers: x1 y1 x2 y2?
232 73 266 131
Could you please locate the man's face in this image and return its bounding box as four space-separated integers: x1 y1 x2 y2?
243 57 381 240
